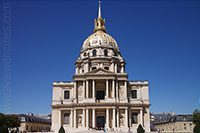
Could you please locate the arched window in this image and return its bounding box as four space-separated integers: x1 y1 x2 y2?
93 50 97 56
104 49 108 56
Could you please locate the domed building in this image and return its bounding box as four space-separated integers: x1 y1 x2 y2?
51 2 151 133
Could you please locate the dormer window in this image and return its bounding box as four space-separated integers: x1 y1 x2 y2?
104 49 108 56
93 50 97 56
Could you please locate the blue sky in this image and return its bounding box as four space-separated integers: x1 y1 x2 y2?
0 0 200 114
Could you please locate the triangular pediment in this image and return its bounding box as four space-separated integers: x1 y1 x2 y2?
87 68 115 74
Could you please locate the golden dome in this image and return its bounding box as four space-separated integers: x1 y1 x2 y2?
82 1 119 50
82 31 119 50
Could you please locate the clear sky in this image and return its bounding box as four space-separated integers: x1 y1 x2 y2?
0 0 200 114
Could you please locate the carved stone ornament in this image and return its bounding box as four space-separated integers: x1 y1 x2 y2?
120 115 124 126
78 116 82 125
119 88 124 97
78 86 82 96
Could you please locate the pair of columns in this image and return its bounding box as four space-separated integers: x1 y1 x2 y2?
106 80 116 98
74 80 128 101
71 108 95 128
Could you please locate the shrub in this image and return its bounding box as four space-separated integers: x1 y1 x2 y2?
137 124 145 133
58 126 65 133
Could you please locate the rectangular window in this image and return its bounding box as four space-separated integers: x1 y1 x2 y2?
132 112 138 124
64 91 70 99
64 113 70 124
131 90 137 99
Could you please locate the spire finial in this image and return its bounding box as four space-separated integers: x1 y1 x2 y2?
93 1 106 33
98 1 101 18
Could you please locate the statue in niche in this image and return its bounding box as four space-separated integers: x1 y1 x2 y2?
120 115 124 126
78 116 82 125
119 88 124 97
78 86 82 96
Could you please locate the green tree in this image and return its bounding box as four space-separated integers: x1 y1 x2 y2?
0 113 8 133
137 124 145 133
58 126 65 133
193 109 200 133
193 109 200 124
194 123 200 133
6 115 20 128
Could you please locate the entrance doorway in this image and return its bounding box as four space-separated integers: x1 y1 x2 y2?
96 116 105 129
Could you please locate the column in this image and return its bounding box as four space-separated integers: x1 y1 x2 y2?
124 81 127 98
140 109 143 126
106 80 109 98
113 108 116 128
92 80 95 98
86 80 89 98
86 109 89 128
111 62 114 72
129 109 132 128
74 109 77 128
83 109 86 127
58 110 61 129
70 110 73 127
83 81 85 99
85 63 89 73
121 65 125 73
125 109 128 127
117 109 119 128
112 80 115 98
115 64 118 73
74 82 77 103
116 81 119 101
106 109 110 129
92 109 96 128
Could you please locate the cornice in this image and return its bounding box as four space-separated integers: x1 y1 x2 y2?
51 103 151 109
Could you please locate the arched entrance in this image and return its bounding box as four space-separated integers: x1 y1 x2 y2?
96 116 105 129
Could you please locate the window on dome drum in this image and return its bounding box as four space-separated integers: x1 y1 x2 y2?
92 67 97 71
104 67 109 70
132 112 138 124
104 49 108 56
64 113 70 124
93 50 97 56
131 90 137 99
64 91 70 99
114 51 117 56
84 52 87 56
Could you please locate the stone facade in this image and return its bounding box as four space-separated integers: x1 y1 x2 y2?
15 114 51 132
152 114 194 133
51 2 151 133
